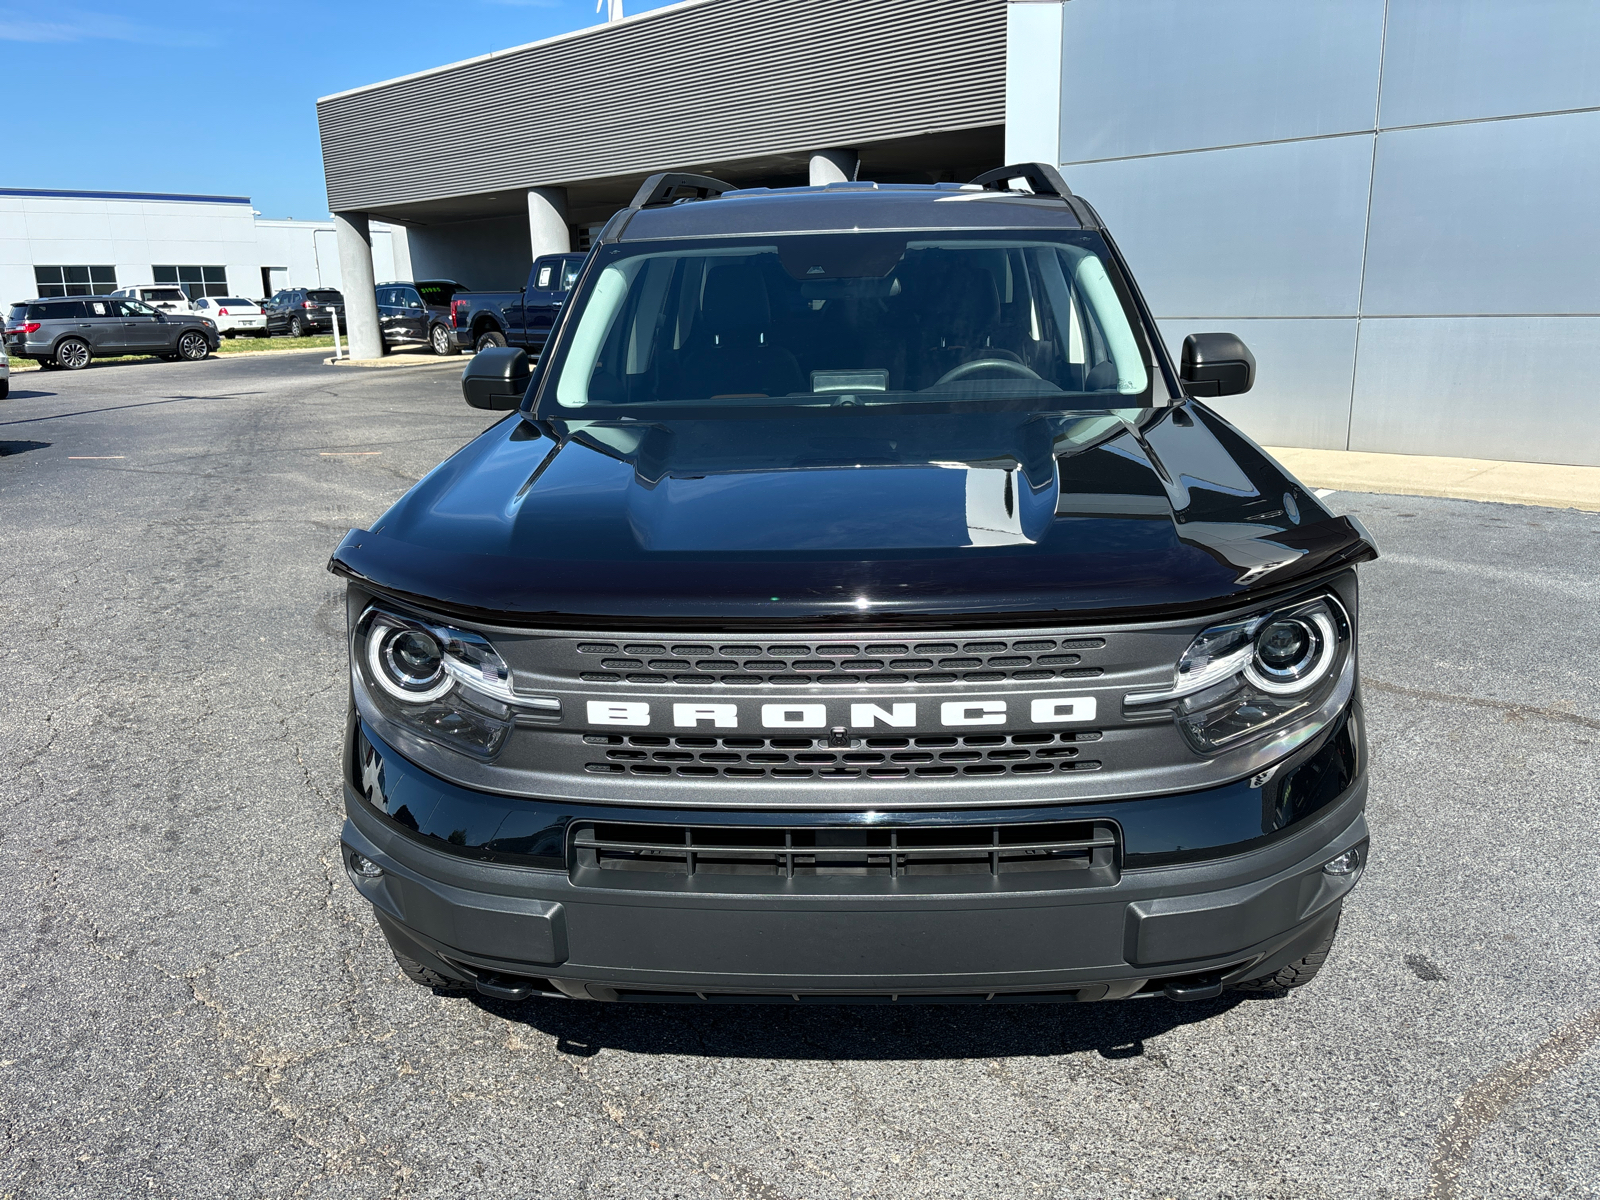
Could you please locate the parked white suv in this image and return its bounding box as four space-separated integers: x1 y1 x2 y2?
111 285 194 315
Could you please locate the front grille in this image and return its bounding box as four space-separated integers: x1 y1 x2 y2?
570 818 1119 880
582 729 1103 780
572 635 1106 687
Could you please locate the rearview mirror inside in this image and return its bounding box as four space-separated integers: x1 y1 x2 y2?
461 346 531 410
1180 332 1256 397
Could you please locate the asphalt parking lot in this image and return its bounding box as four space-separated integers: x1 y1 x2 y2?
1 350 1596 1200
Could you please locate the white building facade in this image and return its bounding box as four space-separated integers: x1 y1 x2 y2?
1 187 410 307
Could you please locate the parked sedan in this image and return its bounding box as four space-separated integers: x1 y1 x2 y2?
3 296 219 369
192 296 268 337
263 288 344 337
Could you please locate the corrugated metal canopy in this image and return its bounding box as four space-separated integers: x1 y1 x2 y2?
318 0 1005 223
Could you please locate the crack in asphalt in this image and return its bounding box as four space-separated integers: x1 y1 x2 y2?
1362 677 1600 732
1425 1006 1600 1199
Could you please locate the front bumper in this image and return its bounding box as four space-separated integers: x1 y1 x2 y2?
340 719 1369 1003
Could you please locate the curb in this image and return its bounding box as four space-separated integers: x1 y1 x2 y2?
1265 446 1600 513
325 353 465 370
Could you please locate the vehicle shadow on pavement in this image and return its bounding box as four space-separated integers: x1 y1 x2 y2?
0 440 50 457
475 992 1264 1060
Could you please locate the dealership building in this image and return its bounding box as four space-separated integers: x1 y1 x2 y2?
0 187 410 308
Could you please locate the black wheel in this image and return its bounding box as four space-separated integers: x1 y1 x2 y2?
430 323 459 356
288 315 307 338
223 331 236 339
475 329 507 351
0 379 8 399
177 331 210 361
54 338 91 370
1235 917 1340 992
393 949 470 994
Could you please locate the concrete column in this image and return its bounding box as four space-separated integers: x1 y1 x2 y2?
1005 0 1064 164
528 188 571 258
333 211 382 360
809 149 859 186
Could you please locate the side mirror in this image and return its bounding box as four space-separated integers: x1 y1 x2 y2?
1180 332 1256 397
461 346 531 410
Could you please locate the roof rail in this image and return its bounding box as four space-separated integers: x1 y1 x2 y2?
628 172 736 210
967 163 1074 199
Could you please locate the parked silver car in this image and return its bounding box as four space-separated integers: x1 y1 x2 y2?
4 296 220 369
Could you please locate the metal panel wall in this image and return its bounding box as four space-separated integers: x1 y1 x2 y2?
1056 0 1384 162
1068 136 1373 318
1162 319 1360 452
1379 0 1600 128
1023 0 1600 466
318 0 1005 212
1362 111 1600 317
1349 318 1600 464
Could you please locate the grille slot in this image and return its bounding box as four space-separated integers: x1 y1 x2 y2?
571 818 1119 881
572 635 1105 686
582 730 1102 780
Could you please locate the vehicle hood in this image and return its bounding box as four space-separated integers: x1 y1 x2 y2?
330 405 1376 625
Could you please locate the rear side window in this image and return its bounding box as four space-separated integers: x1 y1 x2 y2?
536 266 555 289
30 301 85 319
415 282 459 305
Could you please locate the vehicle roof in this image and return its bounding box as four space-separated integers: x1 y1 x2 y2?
617 182 1090 243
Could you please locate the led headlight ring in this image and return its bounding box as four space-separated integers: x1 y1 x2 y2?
1242 609 1338 696
366 620 454 703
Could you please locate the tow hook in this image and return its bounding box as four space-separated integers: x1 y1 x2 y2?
1162 973 1224 1001
475 973 537 1001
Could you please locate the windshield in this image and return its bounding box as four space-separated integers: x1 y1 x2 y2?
538 231 1161 416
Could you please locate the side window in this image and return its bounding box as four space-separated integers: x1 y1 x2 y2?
84 300 113 317
560 259 582 290
401 288 422 310
115 300 156 317
535 265 555 290
46 301 87 319
376 287 397 307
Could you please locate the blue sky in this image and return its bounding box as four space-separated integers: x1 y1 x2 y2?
0 0 679 219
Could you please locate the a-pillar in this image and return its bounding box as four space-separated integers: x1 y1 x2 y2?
528 187 571 258
333 211 382 360
808 148 859 186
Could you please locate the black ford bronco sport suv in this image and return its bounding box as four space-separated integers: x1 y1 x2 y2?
330 165 1376 1006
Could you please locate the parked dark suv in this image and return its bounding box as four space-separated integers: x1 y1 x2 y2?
264 288 344 337
376 280 469 355
332 166 1377 1007
4 296 219 369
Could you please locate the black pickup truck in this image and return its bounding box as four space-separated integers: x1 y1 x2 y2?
449 253 587 354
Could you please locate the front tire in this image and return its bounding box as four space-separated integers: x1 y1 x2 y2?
392 949 470 994
430 323 459 356
0 379 9 399
475 329 507 352
54 338 91 370
1234 916 1340 992
176 331 210 361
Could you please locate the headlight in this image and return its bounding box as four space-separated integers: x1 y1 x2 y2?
1126 594 1351 755
354 606 557 758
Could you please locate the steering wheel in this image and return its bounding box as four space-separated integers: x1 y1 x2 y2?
933 358 1043 385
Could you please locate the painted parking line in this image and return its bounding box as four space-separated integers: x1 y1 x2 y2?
1313 488 1336 498
67 456 126 460
320 451 382 456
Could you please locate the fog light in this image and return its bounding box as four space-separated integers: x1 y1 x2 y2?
349 850 383 879
1323 848 1361 876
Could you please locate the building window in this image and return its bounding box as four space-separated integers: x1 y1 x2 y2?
34 265 117 297
154 265 229 299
